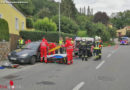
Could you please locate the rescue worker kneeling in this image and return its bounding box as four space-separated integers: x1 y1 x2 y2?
40 37 48 63
48 43 56 55
80 40 88 61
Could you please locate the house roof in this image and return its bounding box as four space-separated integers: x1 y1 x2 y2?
5 0 26 18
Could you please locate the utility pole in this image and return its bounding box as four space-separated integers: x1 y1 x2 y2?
59 0 61 39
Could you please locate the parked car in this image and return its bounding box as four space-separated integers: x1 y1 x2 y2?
8 42 41 64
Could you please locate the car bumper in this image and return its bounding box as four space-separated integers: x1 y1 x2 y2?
120 43 128 45
8 56 31 64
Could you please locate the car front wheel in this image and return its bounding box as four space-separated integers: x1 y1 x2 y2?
30 56 36 65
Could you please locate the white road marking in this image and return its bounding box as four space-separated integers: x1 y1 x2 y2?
73 82 85 90
111 51 115 54
107 54 111 58
96 61 105 70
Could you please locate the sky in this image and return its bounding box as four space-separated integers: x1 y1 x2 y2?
55 0 130 16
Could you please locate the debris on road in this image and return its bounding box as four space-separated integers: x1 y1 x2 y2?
1 62 19 68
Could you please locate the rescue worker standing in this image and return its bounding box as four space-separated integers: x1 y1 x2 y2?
80 40 88 61
86 41 93 57
40 37 48 63
59 37 64 54
78 41 82 58
64 37 73 65
93 41 102 60
17 37 24 48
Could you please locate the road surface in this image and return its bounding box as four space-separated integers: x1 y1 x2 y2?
0 45 130 90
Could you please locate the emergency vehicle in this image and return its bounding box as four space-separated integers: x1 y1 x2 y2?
120 37 130 45
74 37 94 56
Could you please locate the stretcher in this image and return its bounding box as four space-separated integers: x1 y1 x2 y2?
47 54 67 64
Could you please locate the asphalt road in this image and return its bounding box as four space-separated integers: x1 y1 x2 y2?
0 45 130 90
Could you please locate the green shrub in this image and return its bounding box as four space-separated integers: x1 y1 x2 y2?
52 15 79 34
77 30 87 37
0 19 9 41
103 41 115 47
34 17 57 32
20 30 75 43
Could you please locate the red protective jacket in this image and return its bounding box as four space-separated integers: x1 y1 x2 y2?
25 40 31 44
40 39 48 49
49 43 56 49
65 40 73 52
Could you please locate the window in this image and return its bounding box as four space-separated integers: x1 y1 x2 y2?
22 22 24 30
15 17 19 30
0 14 2 18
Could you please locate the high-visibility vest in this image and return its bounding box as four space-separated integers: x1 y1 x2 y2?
18 40 24 45
94 42 100 49
59 40 63 45
71 40 74 44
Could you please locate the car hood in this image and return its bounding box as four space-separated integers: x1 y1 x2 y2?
11 49 35 56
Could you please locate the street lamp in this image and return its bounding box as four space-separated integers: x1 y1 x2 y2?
59 0 61 38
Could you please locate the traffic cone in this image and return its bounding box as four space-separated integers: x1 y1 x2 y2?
108 45 111 47
10 80 15 90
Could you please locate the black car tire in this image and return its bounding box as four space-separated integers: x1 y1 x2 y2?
30 56 36 65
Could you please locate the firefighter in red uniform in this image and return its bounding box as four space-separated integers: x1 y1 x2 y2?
64 37 73 65
40 37 48 63
48 43 56 55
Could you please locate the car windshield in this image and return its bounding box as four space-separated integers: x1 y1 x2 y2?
121 38 128 41
22 42 40 50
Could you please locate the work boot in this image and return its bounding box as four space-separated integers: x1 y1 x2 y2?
40 60 43 62
85 57 88 61
41 57 43 62
67 61 71 65
67 63 71 65
82 57 84 61
71 61 73 64
44 60 47 63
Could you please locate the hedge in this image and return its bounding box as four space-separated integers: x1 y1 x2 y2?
0 19 9 41
20 30 75 42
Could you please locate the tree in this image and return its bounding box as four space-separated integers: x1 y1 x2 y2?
12 0 35 15
26 17 33 28
94 23 111 41
84 20 96 36
93 12 109 25
12 0 58 17
76 14 93 30
108 27 117 41
34 17 57 32
61 0 78 20
77 30 87 37
52 15 79 34
35 8 51 19
111 10 130 29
